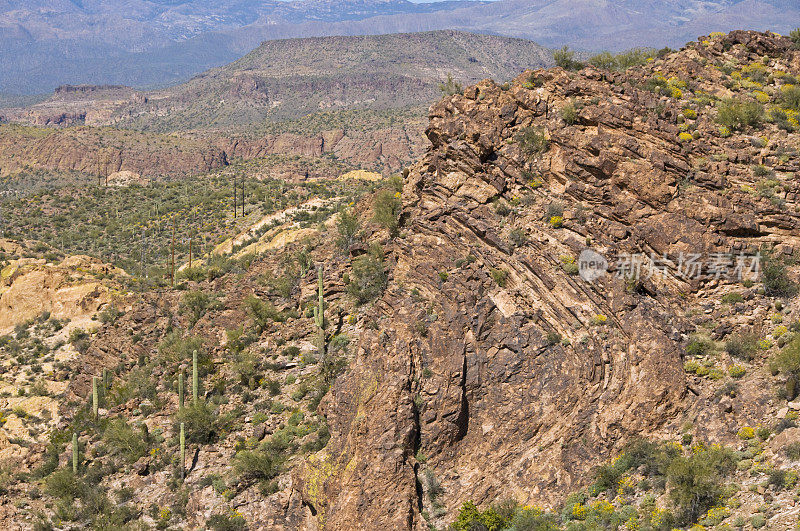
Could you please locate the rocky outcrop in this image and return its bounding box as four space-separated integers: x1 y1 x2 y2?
304 31 800 528
0 254 125 333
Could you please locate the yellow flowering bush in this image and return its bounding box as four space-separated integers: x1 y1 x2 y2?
728 365 746 378
529 178 543 189
571 503 588 520
592 314 608 326
719 125 732 137
758 338 772 350
617 475 637 496
738 426 755 439
684 108 697 119
591 500 615 515
753 90 770 103
549 216 563 228
678 132 694 142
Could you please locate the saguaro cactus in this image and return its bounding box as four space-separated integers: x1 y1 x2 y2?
313 266 325 355
72 432 78 474
192 350 198 403
92 376 99 419
180 422 186 481
178 371 185 411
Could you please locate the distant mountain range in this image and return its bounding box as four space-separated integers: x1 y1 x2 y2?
1 0 798 94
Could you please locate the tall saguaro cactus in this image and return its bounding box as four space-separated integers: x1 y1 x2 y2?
192 350 199 404
180 422 186 481
313 266 325 355
92 376 99 419
178 371 185 411
72 432 78 474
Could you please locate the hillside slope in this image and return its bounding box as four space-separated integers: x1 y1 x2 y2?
1 29 800 531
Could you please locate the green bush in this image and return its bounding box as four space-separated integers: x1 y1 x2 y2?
347 250 387 304
666 445 736 524
102 418 148 464
244 295 285 333
553 46 583 71
784 441 800 460
721 292 743 304
560 102 578 124
439 73 463 96
490 268 508 288
782 85 800 111
175 401 219 444
233 448 282 483
725 333 758 361
180 290 214 326
372 188 401 237
158 331 203 364
45 469 83 499
451 501 510 531
791 28 800 49
763 260 798 298
516 127 549 157
207 513 247 531
686 339 712 356
336 207 360 250
772 335 800 400
716 99 764 130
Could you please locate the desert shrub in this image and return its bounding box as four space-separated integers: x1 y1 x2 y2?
509 228 527 248
177 266 206 282
175 401 219 444
109 364 158 406
243 295 285 333
686 339 712 356
553 46 583 71
490 268 508 287
45 468 83 499
772 335 800 400
516 127 549 156
451 501 510 531
560 101 578 124
726 333 758 361
158 331 203 364
336 207 360 250
716 99 764 130
180 290 214 326
207 513 247 531
666 445 736 524
589 51 616 70
791 28 800 49
721 292 743 304
233 447 282 483
784 441 800 460
372 188 401 237
439 73 462 96
347 250 387 304
98 304 123 325
763 260 798 298
781 85 800 111
102 418 148 464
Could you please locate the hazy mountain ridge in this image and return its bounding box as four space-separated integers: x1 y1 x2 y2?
2 0 798 94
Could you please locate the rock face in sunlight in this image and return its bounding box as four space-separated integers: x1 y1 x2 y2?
0 252 124 332
301 30 800 528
